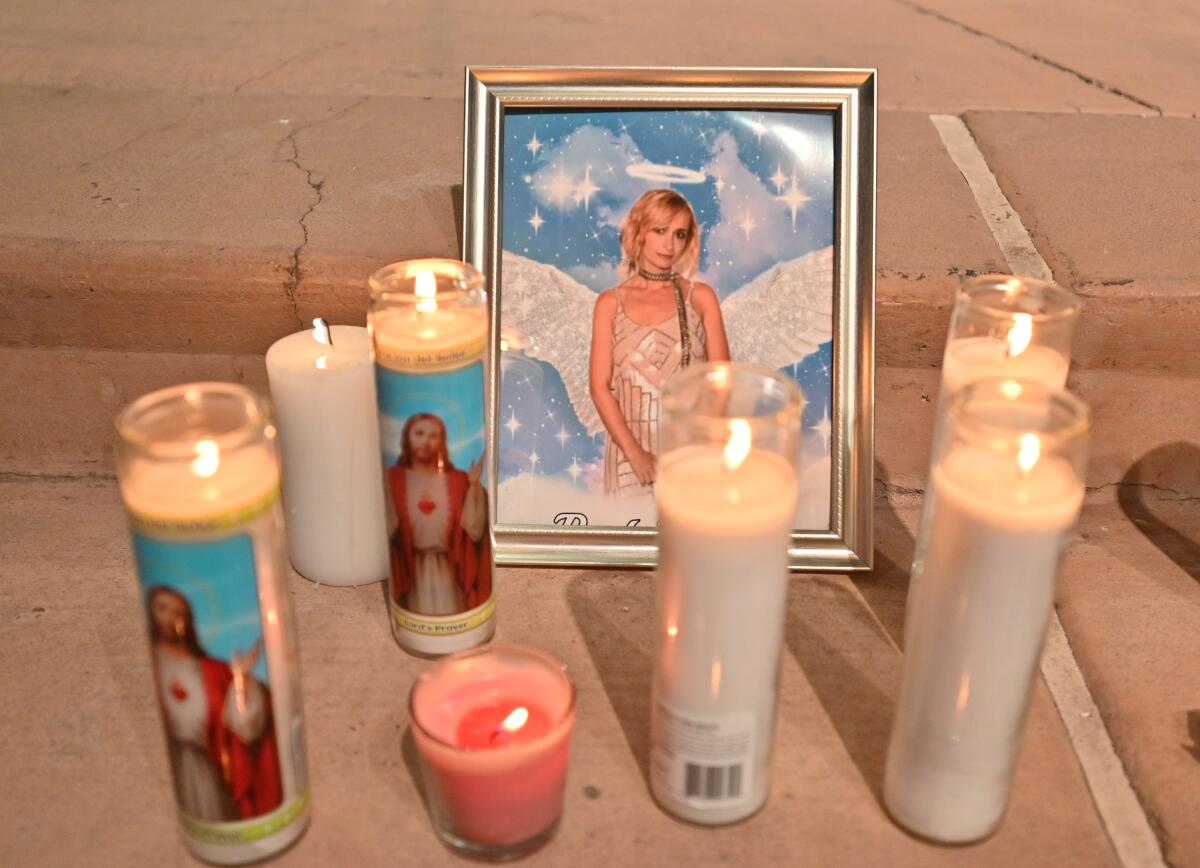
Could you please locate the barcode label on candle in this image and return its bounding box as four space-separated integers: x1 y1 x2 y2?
652 701 754 807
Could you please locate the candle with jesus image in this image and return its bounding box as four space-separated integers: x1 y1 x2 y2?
369 259 494 657
115 383 310 865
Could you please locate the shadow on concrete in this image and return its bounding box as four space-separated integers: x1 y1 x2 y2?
451 184 464 253
850 461 921 648
400 726 429 808
566 572 654 786
1117 441 1200 586
1186 710 1200 762
784 576 898 802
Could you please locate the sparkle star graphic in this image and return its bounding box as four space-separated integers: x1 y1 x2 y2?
555 425 570 447
567 457 583 483
528 449 540 471
574 166 601 212
527 207 545 234
714 175 726 194
526 133 542 158
504 410 522 438
777 173 811 229
770 164 789 192
748 115 767 144
738 211 758 240
543 168 575 208
813 410 832 451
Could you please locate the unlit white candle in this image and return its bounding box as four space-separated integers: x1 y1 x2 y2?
266 324 389 586
652 444 798 825
885 443 1083 842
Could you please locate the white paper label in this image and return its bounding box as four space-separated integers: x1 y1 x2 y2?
651 701 755 808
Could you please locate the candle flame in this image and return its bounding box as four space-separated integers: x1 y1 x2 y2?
312 317 333 346
1002 277 1023 297
1007 313 1033 358
723 419 752 470
1018 432 1041 473
192 439 220 478
315 354 327 370
500 707 529 733
667 624 678 638
415 269 438 314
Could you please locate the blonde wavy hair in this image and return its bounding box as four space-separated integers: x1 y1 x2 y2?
619 189 701 278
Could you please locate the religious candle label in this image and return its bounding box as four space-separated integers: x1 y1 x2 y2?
127 493 309 846
374 352 493 636
651 701 755 808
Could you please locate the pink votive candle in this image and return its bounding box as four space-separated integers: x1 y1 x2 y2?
409 644 575 858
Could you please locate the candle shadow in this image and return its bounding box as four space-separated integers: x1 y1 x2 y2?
784 575 900 802
850 461 922 649
400 726 429 808
1117 442 1200 588
565 571 655 786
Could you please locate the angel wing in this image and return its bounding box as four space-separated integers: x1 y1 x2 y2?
720 245 834 370
500 251 603 435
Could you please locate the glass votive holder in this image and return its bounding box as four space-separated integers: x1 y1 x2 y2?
114 383 311 865
886 378 1090 844
409 644 575 859
650 362 803 825
367 259 495 657
940 274 1081 397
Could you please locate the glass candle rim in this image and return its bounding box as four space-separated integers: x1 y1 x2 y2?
947 377 1091 454
959 274 1081 323
659 361 804 430
368 258 485 306
115 381 271 460
408 643 576 755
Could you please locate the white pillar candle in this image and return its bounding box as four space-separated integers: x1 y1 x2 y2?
650 363 802 826
266 323 389 586
885 382 1089 843
115 384 311 865
941 335 1068 395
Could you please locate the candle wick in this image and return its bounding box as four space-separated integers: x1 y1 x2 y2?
314 316 334 349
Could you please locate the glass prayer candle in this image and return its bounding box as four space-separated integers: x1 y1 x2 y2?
409 644 575 859
651 362 803 825
115 383 310 865
885 378 1090 843
368 259 494 657
908 274 1082 634
940 274 1080 399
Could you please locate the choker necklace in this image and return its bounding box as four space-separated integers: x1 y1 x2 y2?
633 266 691 368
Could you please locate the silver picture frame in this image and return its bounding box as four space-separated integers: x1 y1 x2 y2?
463 66 875 570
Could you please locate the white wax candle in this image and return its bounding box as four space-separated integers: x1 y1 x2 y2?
372 307 488 370
651 445 798 825
942 336 1069 395
266 325 389 586
885 444 1083 842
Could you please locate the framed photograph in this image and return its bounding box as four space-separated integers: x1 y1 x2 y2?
463 67 875 570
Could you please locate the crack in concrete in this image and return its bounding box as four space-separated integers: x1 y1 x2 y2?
0 470 115 483
233 40 352 94
1088 481 1200 502
275 96 371 328
897 1 1164 116
281 129 321 330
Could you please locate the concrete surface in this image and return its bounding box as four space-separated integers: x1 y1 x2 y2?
3 0 1199 865
1 479 1119 867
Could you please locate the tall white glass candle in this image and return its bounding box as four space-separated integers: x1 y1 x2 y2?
651 363 802 825
938 274 1079 401
266 320 389 586
368 259 494 657
115 383 311 865
908 275 1082 631
885 379 1090 843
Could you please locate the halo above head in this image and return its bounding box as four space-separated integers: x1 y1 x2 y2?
625 162 707 184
